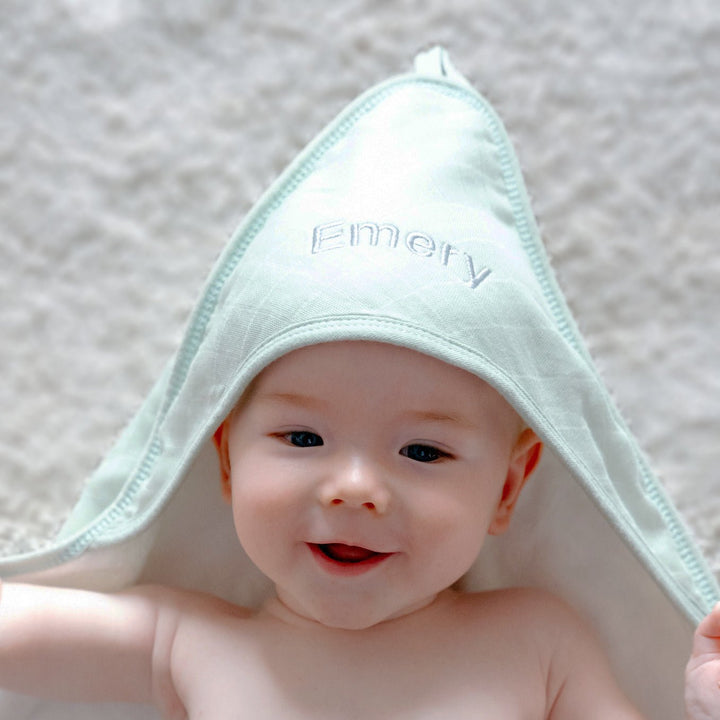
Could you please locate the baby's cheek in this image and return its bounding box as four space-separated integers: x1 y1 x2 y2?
415 503 490 575
233 485 288 522
230 484 287 542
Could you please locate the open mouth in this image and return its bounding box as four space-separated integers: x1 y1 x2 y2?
318 543 384 563
309 543 393 573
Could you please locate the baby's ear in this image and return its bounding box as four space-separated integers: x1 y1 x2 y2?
488 428 543 536
212 421 233 503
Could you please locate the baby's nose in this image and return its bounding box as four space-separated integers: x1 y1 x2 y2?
318 458 390 514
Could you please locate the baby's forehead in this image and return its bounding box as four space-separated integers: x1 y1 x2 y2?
232 341 521 425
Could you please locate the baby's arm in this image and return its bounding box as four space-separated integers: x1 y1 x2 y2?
0 579 181 713
685 603 720 720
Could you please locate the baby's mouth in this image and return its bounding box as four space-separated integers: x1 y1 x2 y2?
310 543 395 567
308 542 394 575
317 543 382 563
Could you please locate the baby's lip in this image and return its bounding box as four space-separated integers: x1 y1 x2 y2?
315 543 390 563
307 542 395 573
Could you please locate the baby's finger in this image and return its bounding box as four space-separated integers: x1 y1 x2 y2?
691 603 720 659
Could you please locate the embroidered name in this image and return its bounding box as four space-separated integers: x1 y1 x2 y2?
311 220 491 289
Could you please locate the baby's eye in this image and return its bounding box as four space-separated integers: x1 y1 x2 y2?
284 431 324 448
400 444 450 463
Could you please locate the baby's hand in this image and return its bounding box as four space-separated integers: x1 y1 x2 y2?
686 603 720 720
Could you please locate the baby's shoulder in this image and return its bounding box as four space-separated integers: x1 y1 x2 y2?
456 589 643 718
458 585 575 616
454 587 589 645
129 584 253 624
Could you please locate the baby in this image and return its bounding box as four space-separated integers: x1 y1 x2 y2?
0 340 719 719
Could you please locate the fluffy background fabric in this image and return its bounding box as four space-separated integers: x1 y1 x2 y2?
0 1 718 583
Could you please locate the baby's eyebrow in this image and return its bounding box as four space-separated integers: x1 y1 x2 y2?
402 410 477 430
254 393 477 429
255 392 327 411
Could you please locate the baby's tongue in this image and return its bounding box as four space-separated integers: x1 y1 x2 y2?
322 543 376 562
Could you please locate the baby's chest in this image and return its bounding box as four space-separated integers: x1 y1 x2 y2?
173 622 547 720
181 675 538 720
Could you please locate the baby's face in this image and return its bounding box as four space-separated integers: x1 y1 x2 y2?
220 341 539 629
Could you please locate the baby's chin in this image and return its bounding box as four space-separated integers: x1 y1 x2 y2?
270 590 443 630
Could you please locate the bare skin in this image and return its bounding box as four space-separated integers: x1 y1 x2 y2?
0 343 716 718
685 603 720 720
0 580 718 719
0 582 642 719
